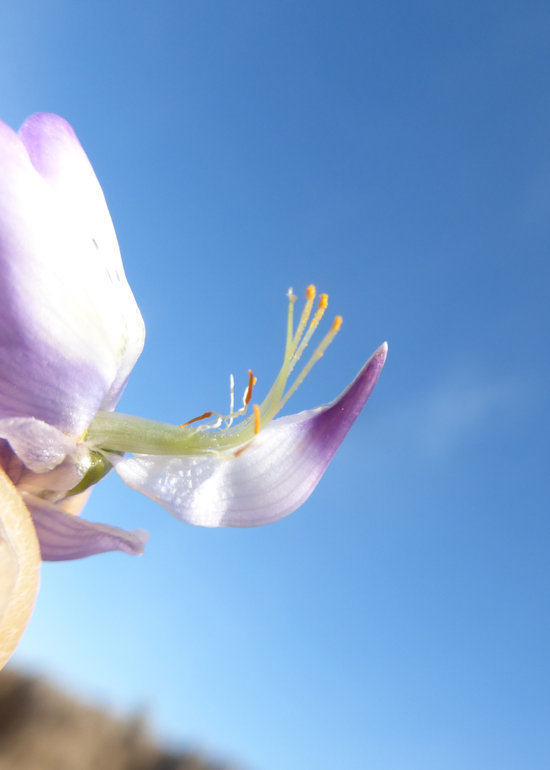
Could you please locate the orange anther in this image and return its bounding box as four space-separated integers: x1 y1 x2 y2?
179 411 213 428
244 369 255 405
234 442 250 458
305 284 316 301
253 404 261 435
318 293 328 310
331 315 343 332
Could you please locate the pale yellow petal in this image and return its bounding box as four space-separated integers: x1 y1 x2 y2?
0 466 41 670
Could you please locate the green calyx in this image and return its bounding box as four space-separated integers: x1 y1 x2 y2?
66 450 113 497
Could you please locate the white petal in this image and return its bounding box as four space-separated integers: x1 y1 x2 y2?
0 114 144 435
113 345 387 527
0 417 76 473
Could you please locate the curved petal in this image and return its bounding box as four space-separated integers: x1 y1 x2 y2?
23 494 149 561
0 467 41 670
0 114 144 437
113 343 387 527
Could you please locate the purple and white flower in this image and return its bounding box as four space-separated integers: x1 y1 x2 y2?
0 113 387 666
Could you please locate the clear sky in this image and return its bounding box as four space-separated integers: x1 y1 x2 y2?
2 1 550 768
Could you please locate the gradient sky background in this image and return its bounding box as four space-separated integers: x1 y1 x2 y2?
2 1 549 768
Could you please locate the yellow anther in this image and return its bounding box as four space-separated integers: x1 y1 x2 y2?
331 315 343 332
318 293 328 310
180 411 213 428
77 429 88 443
253 404 261 435
306 284 316 301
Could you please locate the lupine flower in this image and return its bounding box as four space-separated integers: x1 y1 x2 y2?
0 113 387 667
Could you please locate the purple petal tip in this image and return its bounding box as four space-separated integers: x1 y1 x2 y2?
25 495 150 561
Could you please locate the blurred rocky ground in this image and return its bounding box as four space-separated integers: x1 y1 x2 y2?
0 669 239 770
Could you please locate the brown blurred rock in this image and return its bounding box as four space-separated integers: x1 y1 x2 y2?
0 669 236 770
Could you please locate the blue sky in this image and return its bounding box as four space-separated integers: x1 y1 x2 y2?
2 1 550 768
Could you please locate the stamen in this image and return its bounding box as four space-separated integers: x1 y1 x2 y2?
87 284 344 460
179 411 214 428
289 285 316 358
77 429 88 442
244 369 255 406
285 288 297 357
253 404 261 435
244 286 339 429
288 293 330 375
278 315 344 411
